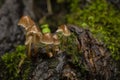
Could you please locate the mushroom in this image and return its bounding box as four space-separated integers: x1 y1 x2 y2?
18 16 35 31
25 32 41 57
56 25 71 49
52 34 60 52
56 24 71 36
18 16 42 58
53 34 60 45
40 24 55 57
40 24 53 44
40 33 53 44
40 33 56 57
18 16 42 40
26 25 42 42
25 34 33 58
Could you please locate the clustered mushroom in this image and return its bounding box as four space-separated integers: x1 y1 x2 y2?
56 24 71 50
56 24 71 36
18 16 71 58
18 16 42 58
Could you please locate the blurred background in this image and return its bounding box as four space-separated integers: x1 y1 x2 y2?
0 0 120 79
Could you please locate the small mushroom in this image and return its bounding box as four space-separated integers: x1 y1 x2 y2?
40 24 53 44
41 33 53 44
25 35 33 58
25 33 39 58
40 24 57 57
40 33 54 57
53 34 60 45
18 16 43 58
26 25 42 41
18 16 35 30
56 24 71 36
56 25 72 51
53 34 60 52
25 26 42 58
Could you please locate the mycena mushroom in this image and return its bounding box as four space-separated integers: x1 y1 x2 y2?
18 16 42 58
52 34 60 53
26 31 41 57
40 24 54 57
18 16 35 31
56 24 71 37
17 16 43 71
56 24 71 50
40 24 53 44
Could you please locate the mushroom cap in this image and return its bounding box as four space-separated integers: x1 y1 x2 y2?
40 33 54 44
28 25 41 33
24 23 43 44
56 24 71 36
18 16 35 30
27 25 42 37
53 34 60 45
25 32 42 47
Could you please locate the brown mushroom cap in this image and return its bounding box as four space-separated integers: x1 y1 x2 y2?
26 25 42 39
18 16 35 30
26 32 42 46
56 24 71 36
53 34 60 45
40 33 54 44
28 25 41 33
18 16 43 41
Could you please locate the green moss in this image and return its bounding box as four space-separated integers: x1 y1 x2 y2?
0 45 32 80
59 33 81 65
66 0 120 60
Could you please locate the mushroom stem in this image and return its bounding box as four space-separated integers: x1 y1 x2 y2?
47 51 53 58
61 36 66 51
52 45 56 55
46 45 53 57
18 57 26 73
46 45 48 53
52 34 60 55
18 57 25 68
33 34 38 56
27 42 32 58
53 45 59 55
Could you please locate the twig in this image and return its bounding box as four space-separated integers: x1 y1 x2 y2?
47 0 53 14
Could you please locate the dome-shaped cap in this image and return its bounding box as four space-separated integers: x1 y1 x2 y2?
18 16 35 30
40 33 54 44
56 24 71 36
